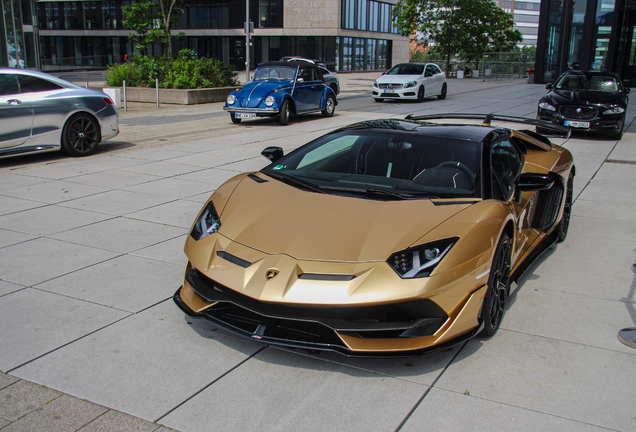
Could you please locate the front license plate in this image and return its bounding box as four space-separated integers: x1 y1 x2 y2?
236 113 256 119
564 120 590 128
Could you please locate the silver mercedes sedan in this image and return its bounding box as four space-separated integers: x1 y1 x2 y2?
0 68 119 159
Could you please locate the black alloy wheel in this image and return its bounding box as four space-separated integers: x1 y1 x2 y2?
480 233 511 337
557 172 574 243
279 99 290 125
322 94 336 117
437 83 447 100
230 113 241 124
61 113 100 157
417 86 425 102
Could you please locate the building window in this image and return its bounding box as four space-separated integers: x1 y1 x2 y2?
341 0 397 33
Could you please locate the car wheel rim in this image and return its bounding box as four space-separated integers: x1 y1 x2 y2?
327 97 334 113
488 239 510 330
69 118 98 153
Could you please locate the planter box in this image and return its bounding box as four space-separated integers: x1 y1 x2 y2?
119 86 241 105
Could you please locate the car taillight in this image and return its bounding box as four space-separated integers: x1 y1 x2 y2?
103 97 114 104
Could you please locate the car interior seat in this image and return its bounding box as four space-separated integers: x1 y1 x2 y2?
363 139 415 179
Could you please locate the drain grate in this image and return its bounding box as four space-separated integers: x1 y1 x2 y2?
606 159 636 165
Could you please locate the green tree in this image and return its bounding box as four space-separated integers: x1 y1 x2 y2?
394 0 465 74
122 0 183 57
394 0 522 72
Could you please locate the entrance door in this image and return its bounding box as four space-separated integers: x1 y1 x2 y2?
620 11 636 87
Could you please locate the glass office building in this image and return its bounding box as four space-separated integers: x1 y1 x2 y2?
536 0 636 85
27 0 406 72
1 0 39 68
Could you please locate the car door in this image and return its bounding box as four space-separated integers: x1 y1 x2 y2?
16 75 67 142
490 139 539 264
0 73 34 149
424 65 440 95
295 68 322 111
431 64 445 93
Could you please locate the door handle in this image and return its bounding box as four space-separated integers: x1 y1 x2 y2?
7 99 22 105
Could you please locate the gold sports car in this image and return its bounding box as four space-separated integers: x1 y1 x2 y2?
174 114 574 356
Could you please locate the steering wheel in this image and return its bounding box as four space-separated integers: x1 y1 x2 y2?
436 161 475 183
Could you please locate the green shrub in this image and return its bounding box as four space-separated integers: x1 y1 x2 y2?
105 51 238 89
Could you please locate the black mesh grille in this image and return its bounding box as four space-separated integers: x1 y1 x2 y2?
560 106 597 120
532 181 564 231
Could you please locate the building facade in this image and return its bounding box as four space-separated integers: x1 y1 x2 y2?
1 0 408 72
1 0 40 68
535 0 636 85
497 0 542 47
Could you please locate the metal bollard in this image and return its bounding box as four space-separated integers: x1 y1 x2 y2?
123 80 127 112
156 79 160 108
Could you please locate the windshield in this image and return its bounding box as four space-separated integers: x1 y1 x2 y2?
386 64 424 75
555 74 619 92
253 66 296 81
261 130 482 199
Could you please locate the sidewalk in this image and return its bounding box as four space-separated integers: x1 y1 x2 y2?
1 79 634 431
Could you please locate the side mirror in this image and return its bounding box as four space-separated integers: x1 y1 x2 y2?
514 172 554 204
516 172 554 192
296 77 304 83
545 83 553 90
625 88 632 94
262 146 284 163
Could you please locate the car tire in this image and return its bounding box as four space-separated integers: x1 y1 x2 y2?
557 172 574 243
479 232 511 337
374 98 383 102
322 94 336 117
437 83 447 100
279 99 290 125
61 113 101 157
417 86 425 102
230 114 241 124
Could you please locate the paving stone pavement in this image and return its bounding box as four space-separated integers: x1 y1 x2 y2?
1 73 635 431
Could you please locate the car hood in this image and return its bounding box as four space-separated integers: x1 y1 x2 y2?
234 80 293 108
217 174 472 262
545 89 625 106
376 75 421 85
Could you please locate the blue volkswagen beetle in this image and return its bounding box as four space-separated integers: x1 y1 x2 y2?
223 61 337 125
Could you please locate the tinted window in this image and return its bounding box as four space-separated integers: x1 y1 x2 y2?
387 64 424 75
431 65 442 74
491 140 521 201
0 74 20 95
262 129 481 199
425 65 434 77
17 76 63 93
299 68 317 81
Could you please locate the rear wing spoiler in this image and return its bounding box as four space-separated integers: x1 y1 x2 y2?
404 113 571 139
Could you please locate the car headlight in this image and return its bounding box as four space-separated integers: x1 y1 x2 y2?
603 106 625 115
227 94 236 105
539 102 556 112
387 238 458 278
373 81 379 88
404 81 417 89
190 201 221 241
265 96 275 106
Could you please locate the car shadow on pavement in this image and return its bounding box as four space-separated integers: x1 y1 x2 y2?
0 140 136 171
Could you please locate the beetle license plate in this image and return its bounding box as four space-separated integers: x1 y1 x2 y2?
236 113 256 119
564 120 590 128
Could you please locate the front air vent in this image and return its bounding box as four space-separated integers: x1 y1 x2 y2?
299 274 355 281
532 181 563 232
216 251 251 268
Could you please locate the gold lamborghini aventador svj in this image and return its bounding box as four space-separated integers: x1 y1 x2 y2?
174 114 574 356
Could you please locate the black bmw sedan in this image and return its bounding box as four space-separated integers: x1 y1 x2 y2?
537 71 630 139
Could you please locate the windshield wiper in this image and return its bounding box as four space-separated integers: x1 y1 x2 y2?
264 172 324 194
319 185 438 200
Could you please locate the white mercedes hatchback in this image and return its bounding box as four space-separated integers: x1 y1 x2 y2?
373 63 447 102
